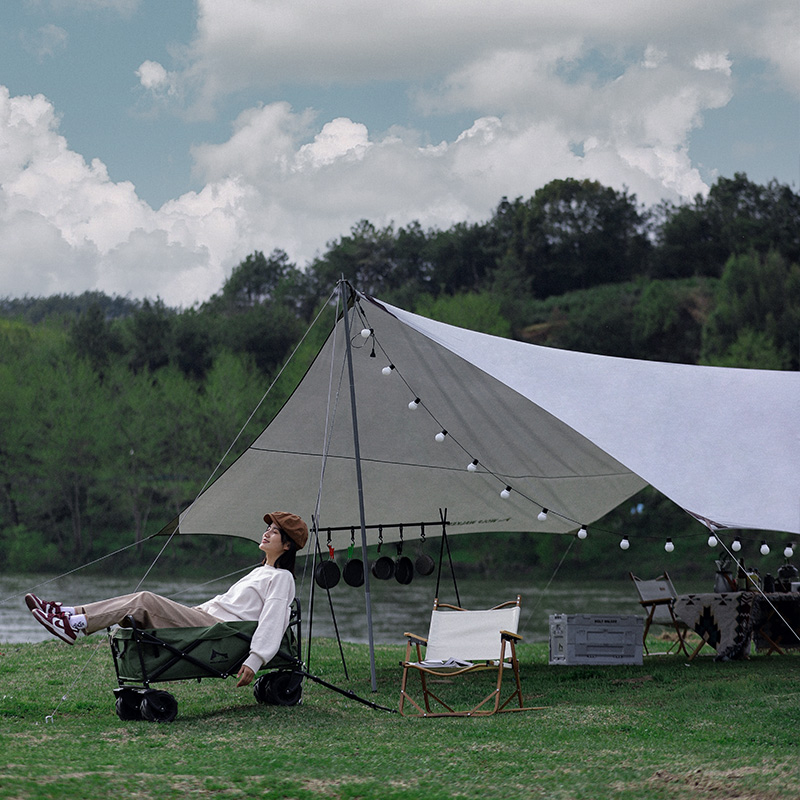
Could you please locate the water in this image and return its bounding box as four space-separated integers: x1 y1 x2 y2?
1 570 647 646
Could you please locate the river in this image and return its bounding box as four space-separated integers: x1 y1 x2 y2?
0 567 677 646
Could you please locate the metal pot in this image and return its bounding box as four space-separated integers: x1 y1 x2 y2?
395 555 414 585
342 557 364 587
315 559 341 590
371 555 395 580
415 552 435 576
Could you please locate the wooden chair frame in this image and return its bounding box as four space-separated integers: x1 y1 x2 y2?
630 572 690 657
399 596 542 717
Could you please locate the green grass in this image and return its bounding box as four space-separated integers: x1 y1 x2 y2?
1 635 799 800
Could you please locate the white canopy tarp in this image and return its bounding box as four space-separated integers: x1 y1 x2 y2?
173 291 800 547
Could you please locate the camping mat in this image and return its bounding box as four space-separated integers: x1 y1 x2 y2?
112 620 298 682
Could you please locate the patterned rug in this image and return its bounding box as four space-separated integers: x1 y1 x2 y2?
674 592 754 661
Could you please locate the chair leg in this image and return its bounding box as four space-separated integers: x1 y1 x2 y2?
687 631 712 661
642 607 656 655
668 607 690 657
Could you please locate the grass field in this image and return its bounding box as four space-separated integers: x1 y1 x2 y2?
1 634 799 800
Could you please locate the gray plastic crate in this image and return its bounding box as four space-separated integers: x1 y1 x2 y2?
549 613 643 665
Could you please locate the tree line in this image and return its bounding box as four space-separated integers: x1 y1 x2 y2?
1 172 798 575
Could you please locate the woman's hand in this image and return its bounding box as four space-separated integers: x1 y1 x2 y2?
236 665 255 687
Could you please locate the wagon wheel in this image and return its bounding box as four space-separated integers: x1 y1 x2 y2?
252 673 274 705
139 689 178 723
253 671 303 706
266 671 303 706
114 689 142 721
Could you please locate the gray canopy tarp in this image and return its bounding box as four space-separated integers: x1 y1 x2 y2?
168 290 800 548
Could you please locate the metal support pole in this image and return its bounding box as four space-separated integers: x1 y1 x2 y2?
340 280 378 691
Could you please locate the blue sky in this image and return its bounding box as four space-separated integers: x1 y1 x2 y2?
0 0 797 306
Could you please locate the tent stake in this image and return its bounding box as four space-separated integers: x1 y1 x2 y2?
341 280 378 692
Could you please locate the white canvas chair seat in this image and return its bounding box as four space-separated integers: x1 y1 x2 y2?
630 572 690 657
399 596 542 717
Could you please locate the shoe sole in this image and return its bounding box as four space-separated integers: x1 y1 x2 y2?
25 594 62 617
31 609 76 645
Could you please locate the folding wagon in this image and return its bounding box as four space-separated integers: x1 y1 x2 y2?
108 600 303 722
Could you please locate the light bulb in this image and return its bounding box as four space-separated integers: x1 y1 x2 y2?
382 365 394 376
784 544 794 559
665 538 674 553
760 540 770 556
500 486 511 499
537 508 549 522
360 328 371 339
577 526 588 540
435 430 447 443
732 537 742 552
620 537 630 550
408 398 420 410
707 534 718 547
467 459 478 472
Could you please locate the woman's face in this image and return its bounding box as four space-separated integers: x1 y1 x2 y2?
259 523 289 559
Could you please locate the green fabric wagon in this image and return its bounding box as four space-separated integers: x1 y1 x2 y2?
108 600 303 722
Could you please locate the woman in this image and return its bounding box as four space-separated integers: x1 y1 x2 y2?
26 512 308 688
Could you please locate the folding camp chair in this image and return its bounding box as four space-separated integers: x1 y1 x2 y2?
399 596 541 717
629 572 690 657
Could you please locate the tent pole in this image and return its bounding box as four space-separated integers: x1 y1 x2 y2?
340 280 378 692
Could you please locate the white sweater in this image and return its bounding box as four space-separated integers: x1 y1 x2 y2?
195 564 295 674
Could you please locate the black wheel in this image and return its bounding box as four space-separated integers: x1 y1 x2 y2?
253 671 303 706
266 671 303 706
114 689 142 721
253 673 274 705
139 690 178 723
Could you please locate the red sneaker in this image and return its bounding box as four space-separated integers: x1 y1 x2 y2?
25 594 64 617
31 608 77 644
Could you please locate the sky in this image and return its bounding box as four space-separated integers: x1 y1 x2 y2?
0 0 797 307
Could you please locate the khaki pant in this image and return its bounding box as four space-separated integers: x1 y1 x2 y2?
78 591 222 635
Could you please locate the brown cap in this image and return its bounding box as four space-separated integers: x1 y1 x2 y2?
264 512 308 549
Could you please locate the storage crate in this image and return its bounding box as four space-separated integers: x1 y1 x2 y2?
549 614 643 665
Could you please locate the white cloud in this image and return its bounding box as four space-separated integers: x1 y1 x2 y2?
162 0 798 107
2 0 796 304
19 24 68 61
137 60 169 91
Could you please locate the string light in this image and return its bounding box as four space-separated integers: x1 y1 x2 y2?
784 543 795 559
577 526 588 540
732 537 742 552
360 327 372 339
665 538 675 553
408 397 420 410
620 536 630 550
707 534 718 547
500 486 511 499
760 540 770 556
537 508 549 522
381 364 395 375
467 459 479 472
434 430 447 442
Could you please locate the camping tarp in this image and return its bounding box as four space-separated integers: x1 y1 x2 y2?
173 290 800 547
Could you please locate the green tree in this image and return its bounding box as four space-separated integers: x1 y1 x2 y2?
70 302 124 375
492 180 650 301
702 250 800 369
652 174 800 279
415 291 512 337
119 299 174 373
